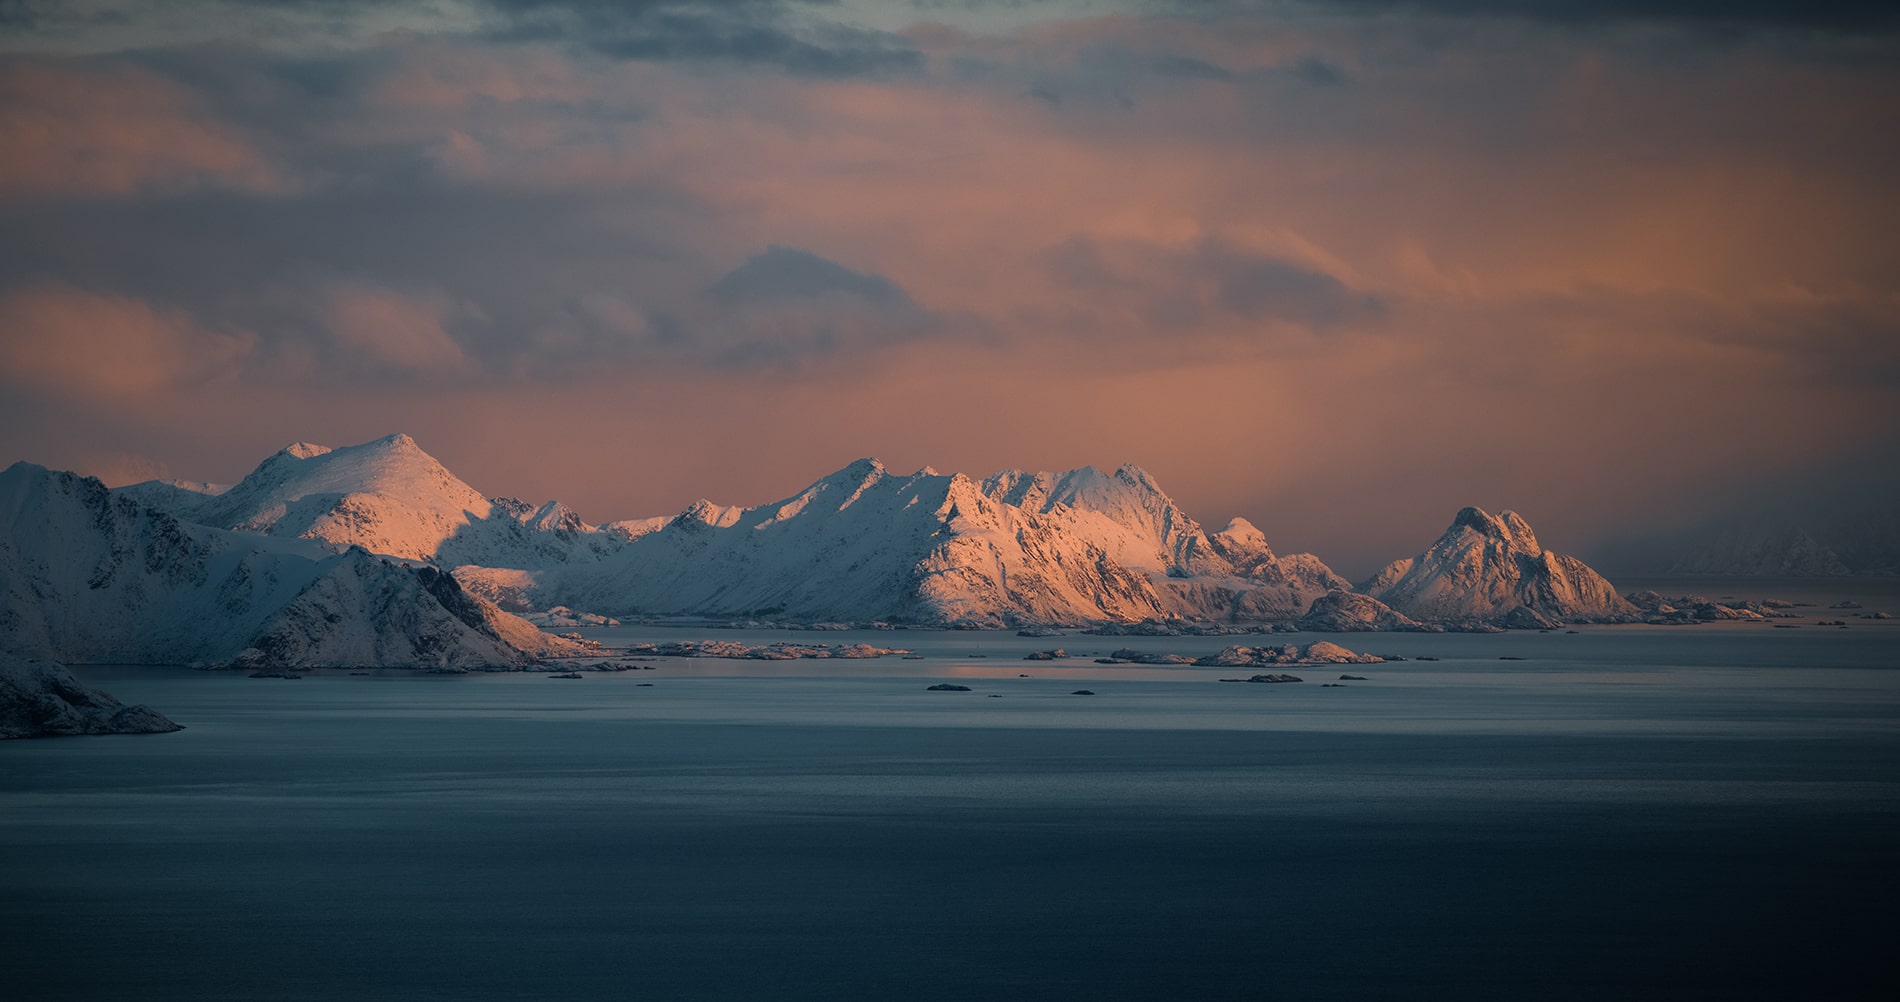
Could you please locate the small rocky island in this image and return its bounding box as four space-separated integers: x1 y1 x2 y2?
1096 642 1386 667
626 640 912 660
1 656 182 740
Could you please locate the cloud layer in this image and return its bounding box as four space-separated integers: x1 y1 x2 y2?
1 1 1894 573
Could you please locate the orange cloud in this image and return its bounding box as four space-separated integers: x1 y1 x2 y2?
0 61 285 197
326 285 475 376
0 284 256 400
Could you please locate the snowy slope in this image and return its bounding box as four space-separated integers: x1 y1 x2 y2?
985 466 1349 620
113 478 227 519
522 459 1167 626
1361 507 1636 624
523 458 1343 626
189 434 493 561
123 434 625 570
1 463 578 668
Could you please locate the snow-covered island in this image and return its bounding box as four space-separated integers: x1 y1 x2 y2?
0 432 1738 685
0 459 584 672
101 434 1641 634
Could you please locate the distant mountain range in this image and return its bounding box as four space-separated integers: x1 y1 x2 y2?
84 433 1631 631
0 431 1659 735
1584 451 1899 578
1591 516 1898 578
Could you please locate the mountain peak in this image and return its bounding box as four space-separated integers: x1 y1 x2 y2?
1451 505 1499 535
1216 516 1264 540
1369 507 1631 624
1113 463 1159 488
188 434 491 561
1449 506 1540 551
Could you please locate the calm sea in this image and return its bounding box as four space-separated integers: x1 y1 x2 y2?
5 581 1898 999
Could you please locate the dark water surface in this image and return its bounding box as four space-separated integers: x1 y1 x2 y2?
6 620 1900 999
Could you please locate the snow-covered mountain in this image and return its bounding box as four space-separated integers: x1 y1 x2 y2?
1 462 578 669
984 465 1348 620
112 477 228 514
1595 524 1878 577
499 458 1345 627
514 459 1143 625
122 434 625 570
93 435 1651 630
1360 507 1635 624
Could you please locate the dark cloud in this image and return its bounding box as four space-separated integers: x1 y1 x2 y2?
1146 53 1237 81
1288 56 1347 87
1175 0 1900 33
687 245 948 367
482 0 925 76
1211 255 1382 328
1046 236 1383 334
707 245 915 308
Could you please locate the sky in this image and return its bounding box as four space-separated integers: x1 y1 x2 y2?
1 0 1896 577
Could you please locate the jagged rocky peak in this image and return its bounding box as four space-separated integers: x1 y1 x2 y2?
981 463 1171 518
1205 517 1277 564
281 441 334 460
1364 506 1636 625
672 498 744 530
813 457 891 507
1450 506 1540 550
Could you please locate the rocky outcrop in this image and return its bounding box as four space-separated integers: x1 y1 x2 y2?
1 657 182 739
626 640 911 660
1297 590 1423 632
1624 591 1794 625
1361 507 1637 625
1195 642 1384 667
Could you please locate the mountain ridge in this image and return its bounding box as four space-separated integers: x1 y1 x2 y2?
2 462 579 669
99 435 1638 629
